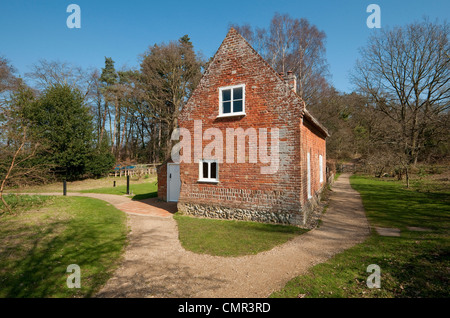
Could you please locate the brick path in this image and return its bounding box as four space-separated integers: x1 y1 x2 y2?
70 193 177 218
116 197 177 217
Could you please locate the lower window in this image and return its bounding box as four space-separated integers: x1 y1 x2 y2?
199 160 218 182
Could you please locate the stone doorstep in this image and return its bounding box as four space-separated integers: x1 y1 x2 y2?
375 227 401 237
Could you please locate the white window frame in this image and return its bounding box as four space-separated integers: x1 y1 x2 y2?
319 154 324 183
218 84 246 118
198 159 219 183
307 152 312 199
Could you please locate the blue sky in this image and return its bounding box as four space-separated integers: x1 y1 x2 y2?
1 0 449 93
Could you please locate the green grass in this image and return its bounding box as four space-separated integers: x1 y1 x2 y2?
79 181 158 200
174 214 308 257
0 195 128 298
271 175 449 298
1 194 52 214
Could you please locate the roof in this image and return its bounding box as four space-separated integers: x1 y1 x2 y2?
224 28 330 138
184 27 329 138
303 109 330 137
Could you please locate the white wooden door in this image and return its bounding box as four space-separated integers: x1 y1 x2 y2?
167 163 181 202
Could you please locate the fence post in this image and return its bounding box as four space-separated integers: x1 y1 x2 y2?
126 175 130 195
63 180 67 196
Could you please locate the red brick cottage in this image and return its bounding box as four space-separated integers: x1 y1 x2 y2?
157 28 328 227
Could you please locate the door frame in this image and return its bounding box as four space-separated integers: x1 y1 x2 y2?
167 163 181 202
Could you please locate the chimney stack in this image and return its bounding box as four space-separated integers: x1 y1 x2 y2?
283 71 297 94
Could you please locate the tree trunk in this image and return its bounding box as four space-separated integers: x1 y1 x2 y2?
113 97 119 159
108 104 113 153
99 101 108 147
120 104 129 160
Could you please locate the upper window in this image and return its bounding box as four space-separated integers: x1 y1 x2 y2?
218 84 245 117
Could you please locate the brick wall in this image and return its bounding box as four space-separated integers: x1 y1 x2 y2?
300 118 327 205
157 161 169 201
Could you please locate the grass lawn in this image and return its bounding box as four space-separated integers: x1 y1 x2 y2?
79 180 158 200
0 195 128 298
174 214 308 257
271 174 449 298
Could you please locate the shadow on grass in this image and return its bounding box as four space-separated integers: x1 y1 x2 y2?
0 197 127 298
131 191 158 201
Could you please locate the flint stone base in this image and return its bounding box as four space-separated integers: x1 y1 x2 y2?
177 202 305 227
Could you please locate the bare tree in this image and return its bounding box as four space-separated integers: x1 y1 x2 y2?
0 56 19 94
232 13 329 103
26 59 95 98
0 84 49 213
352 19 450 166
0 127 40 214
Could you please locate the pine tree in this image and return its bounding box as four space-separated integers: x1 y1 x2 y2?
100 57 118 86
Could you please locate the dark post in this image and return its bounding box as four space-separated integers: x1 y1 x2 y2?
113 181 116 187
126 175 130 195
63 180 67 196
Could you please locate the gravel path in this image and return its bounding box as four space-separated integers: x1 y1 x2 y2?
94 173 370 298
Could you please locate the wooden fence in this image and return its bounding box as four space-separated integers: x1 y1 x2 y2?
109 163 161 178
